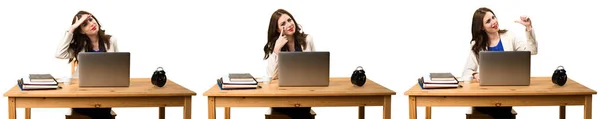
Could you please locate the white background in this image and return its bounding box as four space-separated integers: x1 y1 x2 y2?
1 0 599 119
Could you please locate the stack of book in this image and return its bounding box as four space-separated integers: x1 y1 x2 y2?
17 74 60 90
217 73 259 90
418 73 460 89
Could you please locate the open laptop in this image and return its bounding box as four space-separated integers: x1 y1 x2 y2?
77 52 131 87
479 51 531 86
278 52 330 87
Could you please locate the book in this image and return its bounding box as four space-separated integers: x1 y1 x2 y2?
17 78 59 90
418 77 459 89
429 73 457 81
220 84 259 89
29 74 56 82
222 76 258 85
422 74 458 84
228 73 256 82
217 78 258 90
23 75 59 85
22 78 59 85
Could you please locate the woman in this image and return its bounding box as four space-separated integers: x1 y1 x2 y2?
462 7 538 82
262 9 315 119
55 10 117 119
55 11 118 63
263 9 315 80
461 7 538 119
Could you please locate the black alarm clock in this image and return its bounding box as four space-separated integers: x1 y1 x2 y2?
151 67 167 87
351 66 367 86
552 65 567 86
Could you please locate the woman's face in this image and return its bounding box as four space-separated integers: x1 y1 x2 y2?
80 16 99 35
277 14 296 36
482 12 499 34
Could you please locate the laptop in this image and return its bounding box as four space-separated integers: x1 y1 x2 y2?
278 52 330 87
479 51 531 86
77 52 131 87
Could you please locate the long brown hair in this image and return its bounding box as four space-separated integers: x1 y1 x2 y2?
263 9 308 60
69 10 112 63
470 7 507 59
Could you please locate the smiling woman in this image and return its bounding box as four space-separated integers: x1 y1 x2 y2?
462 7 537 83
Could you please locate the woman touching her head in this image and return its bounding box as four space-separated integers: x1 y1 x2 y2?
55 10 119 65
263 9 315 80
262 9 316 119
54 10 118 119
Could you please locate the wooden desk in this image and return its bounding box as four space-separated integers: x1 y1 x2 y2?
404 77 597 119
4 78 197 119
203 77 397 119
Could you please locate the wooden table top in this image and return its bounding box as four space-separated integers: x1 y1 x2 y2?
4 78 197 97
203 77 397 97
404 77 597 96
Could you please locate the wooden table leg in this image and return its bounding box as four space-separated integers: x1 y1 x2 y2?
383 95 391 119
584 95 592 119
359 106 365 119
425 106 431 119
184 96 192 119
409 96 416 119
225 107 231 119
208 96 216 119
8 97 16 119
159 107 165 119
25 108 31 119
559 106 565 119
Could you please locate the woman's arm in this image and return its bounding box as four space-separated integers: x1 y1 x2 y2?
461 42 479 81
55 31 74 59
109 37 119 52
266 52 278 79
514 28 538 55
513 16 538 55
267 35 315 79
56 14 92 59
305 35 315 51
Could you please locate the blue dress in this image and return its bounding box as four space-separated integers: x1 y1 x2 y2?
488 39 504 51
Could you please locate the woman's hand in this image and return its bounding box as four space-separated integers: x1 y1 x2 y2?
69 14 91 33
473 73 480 83
515 16 532 31
273 27 289 54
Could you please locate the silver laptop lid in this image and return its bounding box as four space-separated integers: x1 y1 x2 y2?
278 52 330 87
479 51 531 86
77 52 131 87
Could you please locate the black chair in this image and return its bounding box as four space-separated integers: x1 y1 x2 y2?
265 107 316 119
